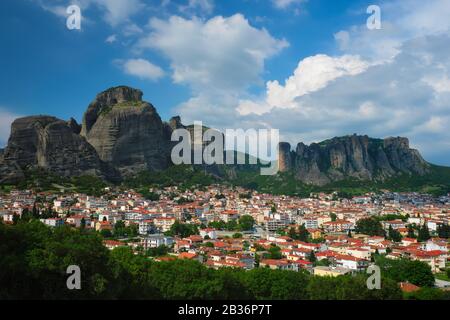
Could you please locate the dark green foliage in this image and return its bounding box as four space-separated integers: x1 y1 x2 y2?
417 224 431 242
208 216 254 231
288 224 310 241
147 245 170 257
407 225 416 238
308 251 317 263
437 224 450 239
355 218 385 236
238 215 255 231
388 226 402 242
306 274 401 300
375 256 435 287
124 165 215 190
404 287 450 300
0 221 118 299
166 220 198 238
139 189 160 201
0 222 438 300
264 245 282 260
113 221 138 238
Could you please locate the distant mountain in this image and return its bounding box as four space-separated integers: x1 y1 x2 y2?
0 86 448 196
278 135 430 186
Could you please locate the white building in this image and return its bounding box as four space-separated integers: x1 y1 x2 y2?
141 234 174 250
200 228 217 239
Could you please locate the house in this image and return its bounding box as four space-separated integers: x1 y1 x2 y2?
323 220 353 233
313 266 352 277
95 220 112 232
424 239 447 252
307 228 323 240
260 259 299 272
178 252 203 263
103 240 126 250
401 238 417 246
206 254 255 270
382 220 406 231
66 215 90 228
409 250 447 273
153 217 176 232
346 248 371 260
138 220 154 235
220 210 239 223
335 254 369 271
200 228 217 240
40 218 64 227
399 282 420 293
141 234 174 250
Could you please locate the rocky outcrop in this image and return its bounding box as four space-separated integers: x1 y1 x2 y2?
67 117 81 134
81 86 172 176
278 142 293 172
0 116 118 183
0 86 435 186
279 134 430 186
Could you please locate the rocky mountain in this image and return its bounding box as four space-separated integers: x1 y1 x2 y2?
0 86 175 184
0 116 119 184
80 86 172 176
278 134 431 186
0 86 438 188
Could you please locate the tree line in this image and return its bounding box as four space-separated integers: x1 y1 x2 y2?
1 220 448 300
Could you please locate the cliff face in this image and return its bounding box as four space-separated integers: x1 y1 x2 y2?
81 86 172 176
0 86 175 183
0 116 118 183
278 135 430 186
0 86 435 186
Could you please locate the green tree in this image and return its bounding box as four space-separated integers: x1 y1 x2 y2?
265 245 282 260
80 218 86 230
375 256 434 287
418 224 431 242
147 245 170 257
308 251 317 263
298 224 310 242
388 225 402 242
355 218 385 236
100 229 112 238
407 225 416 238
167 220 199 238
238 215 255 231
437 224 450 239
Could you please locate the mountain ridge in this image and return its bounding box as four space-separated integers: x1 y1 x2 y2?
0 86 447 194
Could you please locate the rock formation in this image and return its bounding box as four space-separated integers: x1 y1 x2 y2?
0 86 435 187
278 134 430 186
80 86 173 176
0 116 118 183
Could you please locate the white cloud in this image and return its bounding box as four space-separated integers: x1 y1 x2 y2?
334 0 450 62
0 108 21 147
272 0 306 10
238 54 370 115
122 23 143 37
138 14 288 93
34 0 145 26
95 0 145 27
105 34 117 43
179 0 214 15
118 58 165 81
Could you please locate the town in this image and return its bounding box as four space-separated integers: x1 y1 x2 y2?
1 184 449 294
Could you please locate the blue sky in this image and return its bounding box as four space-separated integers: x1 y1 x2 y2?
1 0 450 165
